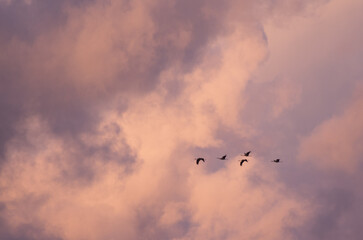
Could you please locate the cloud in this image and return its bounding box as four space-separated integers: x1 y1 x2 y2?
0 116 308 240
238 0 363 239
2 0 363 239
298 88 363 172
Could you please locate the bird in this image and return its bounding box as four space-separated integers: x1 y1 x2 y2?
239 159 248 166
218 154 227 160
272 159 280 163
195 158 205 165
242 151 251 157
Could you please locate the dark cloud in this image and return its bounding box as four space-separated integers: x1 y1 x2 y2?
0 202 62 240
0 0 231 160
287 185 363 240
0 0 94 42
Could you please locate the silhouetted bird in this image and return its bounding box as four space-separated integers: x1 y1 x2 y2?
272 159 280 163
195 158 205 165
242 151 251 157
240 159 248 166
218 155 227 160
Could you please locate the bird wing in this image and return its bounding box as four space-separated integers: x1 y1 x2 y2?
196 158 205 164
240 159 248 165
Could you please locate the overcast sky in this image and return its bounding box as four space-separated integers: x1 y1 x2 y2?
1 0 363 239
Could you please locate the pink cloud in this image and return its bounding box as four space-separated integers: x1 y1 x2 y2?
298 88 363 172
1 0 362 239
0 116 309 239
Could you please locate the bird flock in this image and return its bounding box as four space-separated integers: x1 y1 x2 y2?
195 151 281 166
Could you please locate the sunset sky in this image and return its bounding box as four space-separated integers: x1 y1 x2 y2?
1 0 363 239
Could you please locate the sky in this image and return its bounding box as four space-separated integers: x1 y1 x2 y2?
0 0 363 239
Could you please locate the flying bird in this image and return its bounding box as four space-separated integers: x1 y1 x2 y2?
272 159 280 163
195 158 205 165
218 155 227 160
242 151 251 157
239 159 248 166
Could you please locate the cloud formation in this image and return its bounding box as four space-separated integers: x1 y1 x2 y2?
1 0 363 239
0 116 307 239
299 88 363 172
